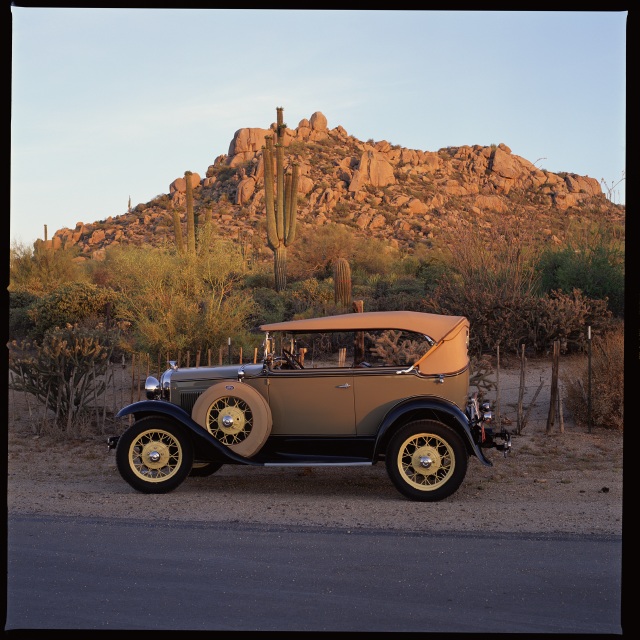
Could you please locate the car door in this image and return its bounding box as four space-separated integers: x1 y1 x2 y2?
265 368 356 436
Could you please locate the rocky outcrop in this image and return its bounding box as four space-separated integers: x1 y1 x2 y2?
348 147 397 193
169 172 201 194
47 110 623 261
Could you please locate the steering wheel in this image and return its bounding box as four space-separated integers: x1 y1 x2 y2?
282 348 304 369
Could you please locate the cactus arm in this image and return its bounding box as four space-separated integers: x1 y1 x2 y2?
276 143 285 240
172 209 184 254
185 170 196 254
284 163 299 246
263 138 279 250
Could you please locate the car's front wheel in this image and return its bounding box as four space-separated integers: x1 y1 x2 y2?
116 417 193 494
385 420 468 502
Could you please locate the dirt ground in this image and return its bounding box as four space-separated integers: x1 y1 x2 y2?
6 354 623 536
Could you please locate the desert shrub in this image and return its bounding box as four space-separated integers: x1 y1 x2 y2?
469 355 496 399
288 225 402 283
563 323 624 430
426 281 612 357
9 290 39 339
285 278 334 317
369 276 425 311
538 226 624 316
27 282 122 341
525 289 612 353
352 236 401 277
421 223 541 355
10 240 87 295
364 329 428 366
420 222 615 356
9 323 119 434
288 224 358 280
101 239 256 358
409 246 452 292
248 287 287 328
243 270 276 289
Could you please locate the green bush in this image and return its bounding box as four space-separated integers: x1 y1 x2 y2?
365 275 425 312
537 223 624 316
248 287 287 328
101 239 256 359
10 240 87 295
9 291 39 339
28 282 121 341
285 278 334 318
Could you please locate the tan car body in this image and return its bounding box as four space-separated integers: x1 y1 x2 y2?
111 311 511 501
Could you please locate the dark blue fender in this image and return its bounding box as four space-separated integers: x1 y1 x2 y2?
116 400 262 466
373 396 492 466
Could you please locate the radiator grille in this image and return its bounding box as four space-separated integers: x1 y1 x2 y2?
180 391 202 414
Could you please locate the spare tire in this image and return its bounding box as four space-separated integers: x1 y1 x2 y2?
191 382 272 458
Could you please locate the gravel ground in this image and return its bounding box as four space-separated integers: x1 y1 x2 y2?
7 356 623 536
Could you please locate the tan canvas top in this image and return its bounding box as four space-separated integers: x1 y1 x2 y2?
261 311 467 344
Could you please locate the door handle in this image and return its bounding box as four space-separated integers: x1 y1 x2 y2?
336 383 351 389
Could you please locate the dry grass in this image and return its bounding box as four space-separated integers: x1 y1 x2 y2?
563 326 624 430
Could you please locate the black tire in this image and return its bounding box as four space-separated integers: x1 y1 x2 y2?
189 460 223 477
385 420 468 502
115 417 193 494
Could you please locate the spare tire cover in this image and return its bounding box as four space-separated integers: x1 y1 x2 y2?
192 382 272 458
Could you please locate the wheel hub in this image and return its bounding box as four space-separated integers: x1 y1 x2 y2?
141 441 170 469
411 445 442 475
213 404 247 436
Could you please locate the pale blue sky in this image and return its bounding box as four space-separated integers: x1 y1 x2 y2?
10 9 627 247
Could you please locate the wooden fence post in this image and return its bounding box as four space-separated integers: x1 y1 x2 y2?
130 353 135 405
495 344 501 428
517 344 526 435
546 340 559 433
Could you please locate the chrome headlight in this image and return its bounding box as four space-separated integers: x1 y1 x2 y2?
145 376 161 399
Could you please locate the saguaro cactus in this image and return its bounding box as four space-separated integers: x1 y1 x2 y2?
172 209 185 254
263 107 299 292
185 170 196 254
333 258 352 307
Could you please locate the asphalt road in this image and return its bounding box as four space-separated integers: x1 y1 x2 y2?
5 514 623 634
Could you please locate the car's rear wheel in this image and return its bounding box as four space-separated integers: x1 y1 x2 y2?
385 420 468 502
189 460 223 477
115 417 193 494
192 382 272 457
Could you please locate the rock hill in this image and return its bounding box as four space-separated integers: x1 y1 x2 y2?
45 110 624 261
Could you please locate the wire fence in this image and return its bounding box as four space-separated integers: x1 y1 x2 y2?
10 340 574 437
492 342 566 435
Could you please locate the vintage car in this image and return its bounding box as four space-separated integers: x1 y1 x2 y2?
108 310 511 501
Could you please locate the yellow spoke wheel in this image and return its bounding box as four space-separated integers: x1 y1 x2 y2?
115 417 193 494
386 419 468 502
